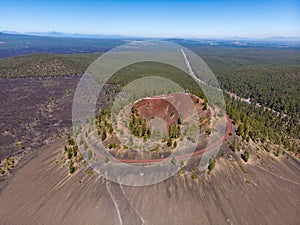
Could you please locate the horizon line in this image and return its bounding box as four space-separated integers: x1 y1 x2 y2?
1 30 300 40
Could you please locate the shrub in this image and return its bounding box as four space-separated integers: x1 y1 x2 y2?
173 141 177 148
72 144 78 156
68 134 75 145
191 173 197 179
180 160 185 167
178 117 182 125
88 150 93 160
87 169 93 176
108 142 117 149
230 138 237 152
206 129 211 135
208 156 216 171
69 161 76 174
241 151 250 162
236 124 244 136
67 148 72 159
167 138 172 147
179 168 185 174
171 157 176 165
101 128 107 141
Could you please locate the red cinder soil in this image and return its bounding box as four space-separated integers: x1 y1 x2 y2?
134 93 206 129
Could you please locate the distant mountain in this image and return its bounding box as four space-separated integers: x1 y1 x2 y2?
1 30 135 39
197 36 300 42
262 36 300 42
1 31 300 57
2 30 300 43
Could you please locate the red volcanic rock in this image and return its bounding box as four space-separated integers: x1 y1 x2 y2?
134 93 203 127
134 97 179 127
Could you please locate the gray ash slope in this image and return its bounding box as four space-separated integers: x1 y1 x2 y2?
0 138 299 225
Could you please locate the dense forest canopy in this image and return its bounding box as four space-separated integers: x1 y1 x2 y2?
1 44 299 117
0 53 100 78
0 39 299 154
107 61 205 99
189 46 300 118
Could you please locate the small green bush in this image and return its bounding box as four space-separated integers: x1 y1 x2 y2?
69 161 76 174
241 151 250 162
171 157 176 165
208 156 216 171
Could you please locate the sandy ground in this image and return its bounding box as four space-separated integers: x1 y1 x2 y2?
0 136 299 225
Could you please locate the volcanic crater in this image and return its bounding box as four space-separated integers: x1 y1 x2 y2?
108 92 212 160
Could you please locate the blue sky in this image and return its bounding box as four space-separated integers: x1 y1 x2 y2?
1 0 299 38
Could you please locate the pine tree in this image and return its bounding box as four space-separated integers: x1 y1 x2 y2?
173 141 177 148
167 138 172 147
101 128 107 141
236 123 244 136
